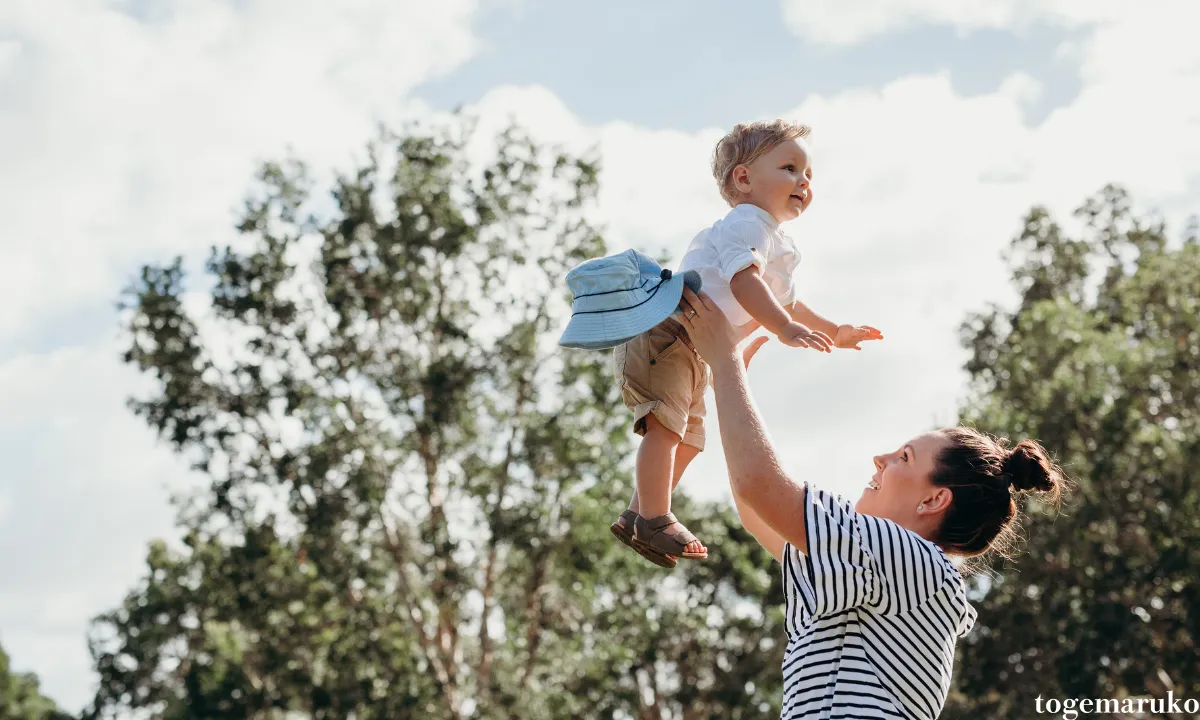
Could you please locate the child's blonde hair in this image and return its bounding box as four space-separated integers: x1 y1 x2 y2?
712 120 812 206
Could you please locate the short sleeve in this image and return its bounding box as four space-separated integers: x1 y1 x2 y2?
714 220 771 282
782 485 948 618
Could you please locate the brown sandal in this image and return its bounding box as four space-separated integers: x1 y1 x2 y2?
633 512 708 560
611 510 677 568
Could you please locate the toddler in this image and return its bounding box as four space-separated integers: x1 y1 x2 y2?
611 120 883 567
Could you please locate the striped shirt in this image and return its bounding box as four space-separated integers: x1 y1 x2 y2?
780 485 977 720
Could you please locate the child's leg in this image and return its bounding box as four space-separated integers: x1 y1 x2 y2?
672 442 701 485
626 361 705 514
611 324 706 558
616 440 697 565
627 440 699 514
633 414 679 519
631 415 704 556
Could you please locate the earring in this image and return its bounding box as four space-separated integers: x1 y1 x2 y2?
917 504 925 511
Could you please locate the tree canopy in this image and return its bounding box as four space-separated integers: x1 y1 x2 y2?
79 110 1198 719
0 641 72 720
87 121 785 720
947 186 1200 716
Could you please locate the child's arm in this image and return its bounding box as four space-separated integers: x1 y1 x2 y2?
729 267 831 351
789 300 838 339
790 299 885 350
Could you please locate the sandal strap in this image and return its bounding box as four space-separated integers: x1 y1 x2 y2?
642 512 679 531
635 513 699 552
665 525 698 546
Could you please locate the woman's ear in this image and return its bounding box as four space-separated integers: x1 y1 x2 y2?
928 486 953 514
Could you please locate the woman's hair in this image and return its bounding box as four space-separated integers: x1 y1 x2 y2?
712 119 812 206
931 426 1070 574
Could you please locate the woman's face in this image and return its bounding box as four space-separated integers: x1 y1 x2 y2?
855 431 952 528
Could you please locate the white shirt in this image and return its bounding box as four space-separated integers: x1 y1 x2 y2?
678 203 800 328
780 485 977 720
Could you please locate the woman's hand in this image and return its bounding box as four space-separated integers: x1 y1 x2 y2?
742 335 769 370
708 333 769 391
677 288 742 368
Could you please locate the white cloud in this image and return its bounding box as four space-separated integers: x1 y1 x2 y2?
461 0 1200 505
781 0 1131 46
0 40 18 74
0 0 480 710
0 342 189 711
0 0 478 345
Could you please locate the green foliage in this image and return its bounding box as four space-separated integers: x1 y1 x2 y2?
945 186 1200 717
90 119 786 719
0 641 73 720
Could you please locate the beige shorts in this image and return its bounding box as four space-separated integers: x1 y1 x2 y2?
613 318 709 450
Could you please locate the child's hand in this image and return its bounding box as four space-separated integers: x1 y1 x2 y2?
777 321 832 352
833 324 884 350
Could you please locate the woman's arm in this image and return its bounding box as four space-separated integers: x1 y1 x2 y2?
721 335 788 563
731 488 786 562
709 356 810 554
676 288 811 554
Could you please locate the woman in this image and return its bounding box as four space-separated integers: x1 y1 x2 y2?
674 288 1067 720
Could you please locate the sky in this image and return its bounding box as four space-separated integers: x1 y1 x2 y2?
2 0 1199 712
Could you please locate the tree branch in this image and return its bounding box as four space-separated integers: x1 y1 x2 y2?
418 260 465 716
478 373 531 696
379 511 461 719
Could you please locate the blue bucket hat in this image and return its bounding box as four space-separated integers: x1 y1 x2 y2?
558 249 701 350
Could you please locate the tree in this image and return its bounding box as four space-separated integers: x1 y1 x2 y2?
0 640 73 720
88 120 787 719
946 186 1200 717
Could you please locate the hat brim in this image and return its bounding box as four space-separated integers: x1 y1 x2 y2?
558 275 687 350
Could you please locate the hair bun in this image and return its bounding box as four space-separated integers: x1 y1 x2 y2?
1002 440 1059 493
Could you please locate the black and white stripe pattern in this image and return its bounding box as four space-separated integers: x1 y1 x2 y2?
780 486 977 720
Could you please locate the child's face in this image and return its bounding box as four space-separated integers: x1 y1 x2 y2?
735 138 813 223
